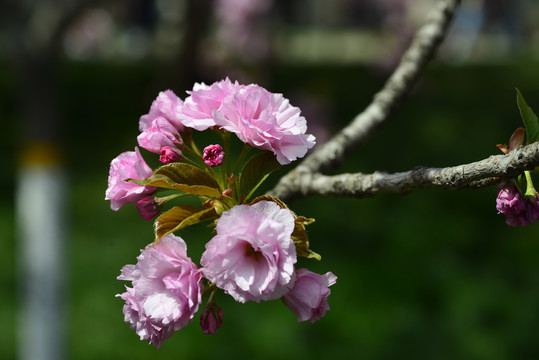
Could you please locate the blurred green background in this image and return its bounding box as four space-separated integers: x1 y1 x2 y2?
3 1 539 359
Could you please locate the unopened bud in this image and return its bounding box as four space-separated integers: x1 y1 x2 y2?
136 196 162 220
222 189 233 198
203 144 224 167
496 182 539 227
200 305 223 335
159 146 182 164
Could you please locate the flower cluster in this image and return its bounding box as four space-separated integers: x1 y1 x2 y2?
135 78 315 167
106 79 335 347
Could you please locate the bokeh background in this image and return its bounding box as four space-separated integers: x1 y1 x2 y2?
3 0 539 359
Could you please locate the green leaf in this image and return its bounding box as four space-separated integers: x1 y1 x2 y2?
133 163 221 198
239 152 281 201
154 205 218 241
516 89 539 144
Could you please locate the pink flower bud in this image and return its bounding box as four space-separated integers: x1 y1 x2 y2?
136 196 162 220
496 182 539 227
203 144 224 167
222 189 233 198
159 146 183 164
200 305 223 335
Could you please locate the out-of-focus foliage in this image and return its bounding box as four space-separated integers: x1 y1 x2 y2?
4 0 539 359
3 61 539 359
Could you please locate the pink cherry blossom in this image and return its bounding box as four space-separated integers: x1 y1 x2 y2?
282 268 337 323
213 84 316 165
178 77 240 131
105 147 156 211
140 90 185 132
137 116 182 154
202 144 224 167
201 200 297 303
117 235 204 348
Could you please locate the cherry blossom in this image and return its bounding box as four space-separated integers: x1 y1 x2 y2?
201 201 297 303
117 235 204 348
214 84 316 164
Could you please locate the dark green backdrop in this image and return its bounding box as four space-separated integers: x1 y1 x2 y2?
2 60 539 359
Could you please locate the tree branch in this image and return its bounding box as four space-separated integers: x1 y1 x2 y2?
269 0 460 199
269 142 539 200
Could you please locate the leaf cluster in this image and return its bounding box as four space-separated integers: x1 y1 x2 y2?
130 147 321 261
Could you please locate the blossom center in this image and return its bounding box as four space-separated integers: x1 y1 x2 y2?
244 242 263 261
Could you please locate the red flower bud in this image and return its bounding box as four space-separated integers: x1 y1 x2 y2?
200 305 223 335
203 144 224 167
159 146 182 164
136 197 162 220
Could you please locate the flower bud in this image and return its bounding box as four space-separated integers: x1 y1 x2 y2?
203 144 224 167
136 196 162 220
222 189 233 198
159 146 182 164
200 304 223 335
496 182 539 227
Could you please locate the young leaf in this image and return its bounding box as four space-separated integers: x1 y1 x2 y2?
249 195 287 209
516 89 539 144
133 163 222 198
292 217 321 261
154 205 218 241
239 152 281 201
497 127 525 154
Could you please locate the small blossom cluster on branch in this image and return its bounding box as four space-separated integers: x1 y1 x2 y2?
495 90 539 227
105 78 335 348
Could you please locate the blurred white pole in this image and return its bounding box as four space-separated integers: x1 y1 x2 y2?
16 143 66 360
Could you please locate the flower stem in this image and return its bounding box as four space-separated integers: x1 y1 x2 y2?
219 167 228 192
189 136 202 157
203 283 217 297
232 143 252 175
524 171 538 197
218 131 231 175
182 153 204 168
